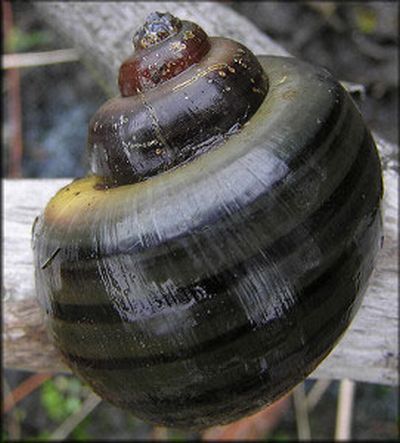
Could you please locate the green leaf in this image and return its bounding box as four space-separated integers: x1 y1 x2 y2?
6 27 52 53
64 397 82 415
354 7 377 34
41 380 66 422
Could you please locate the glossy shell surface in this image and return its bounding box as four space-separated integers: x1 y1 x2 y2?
90 36 266 185
33 56 383 429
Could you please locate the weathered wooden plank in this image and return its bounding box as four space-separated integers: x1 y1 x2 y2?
3 134 398 384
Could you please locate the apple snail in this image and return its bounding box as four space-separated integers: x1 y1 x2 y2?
32 12 383 429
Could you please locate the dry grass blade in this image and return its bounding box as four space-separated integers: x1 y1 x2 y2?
3 49 80 70
335 379 356 441
50 392 101 440
307 379 332 411
293 383 311 440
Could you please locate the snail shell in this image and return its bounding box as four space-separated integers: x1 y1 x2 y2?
32 12 383 430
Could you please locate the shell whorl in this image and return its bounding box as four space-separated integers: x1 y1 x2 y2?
119 12 211 96
88 12 267 186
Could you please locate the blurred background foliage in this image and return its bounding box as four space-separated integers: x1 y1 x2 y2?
2 1 398 441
